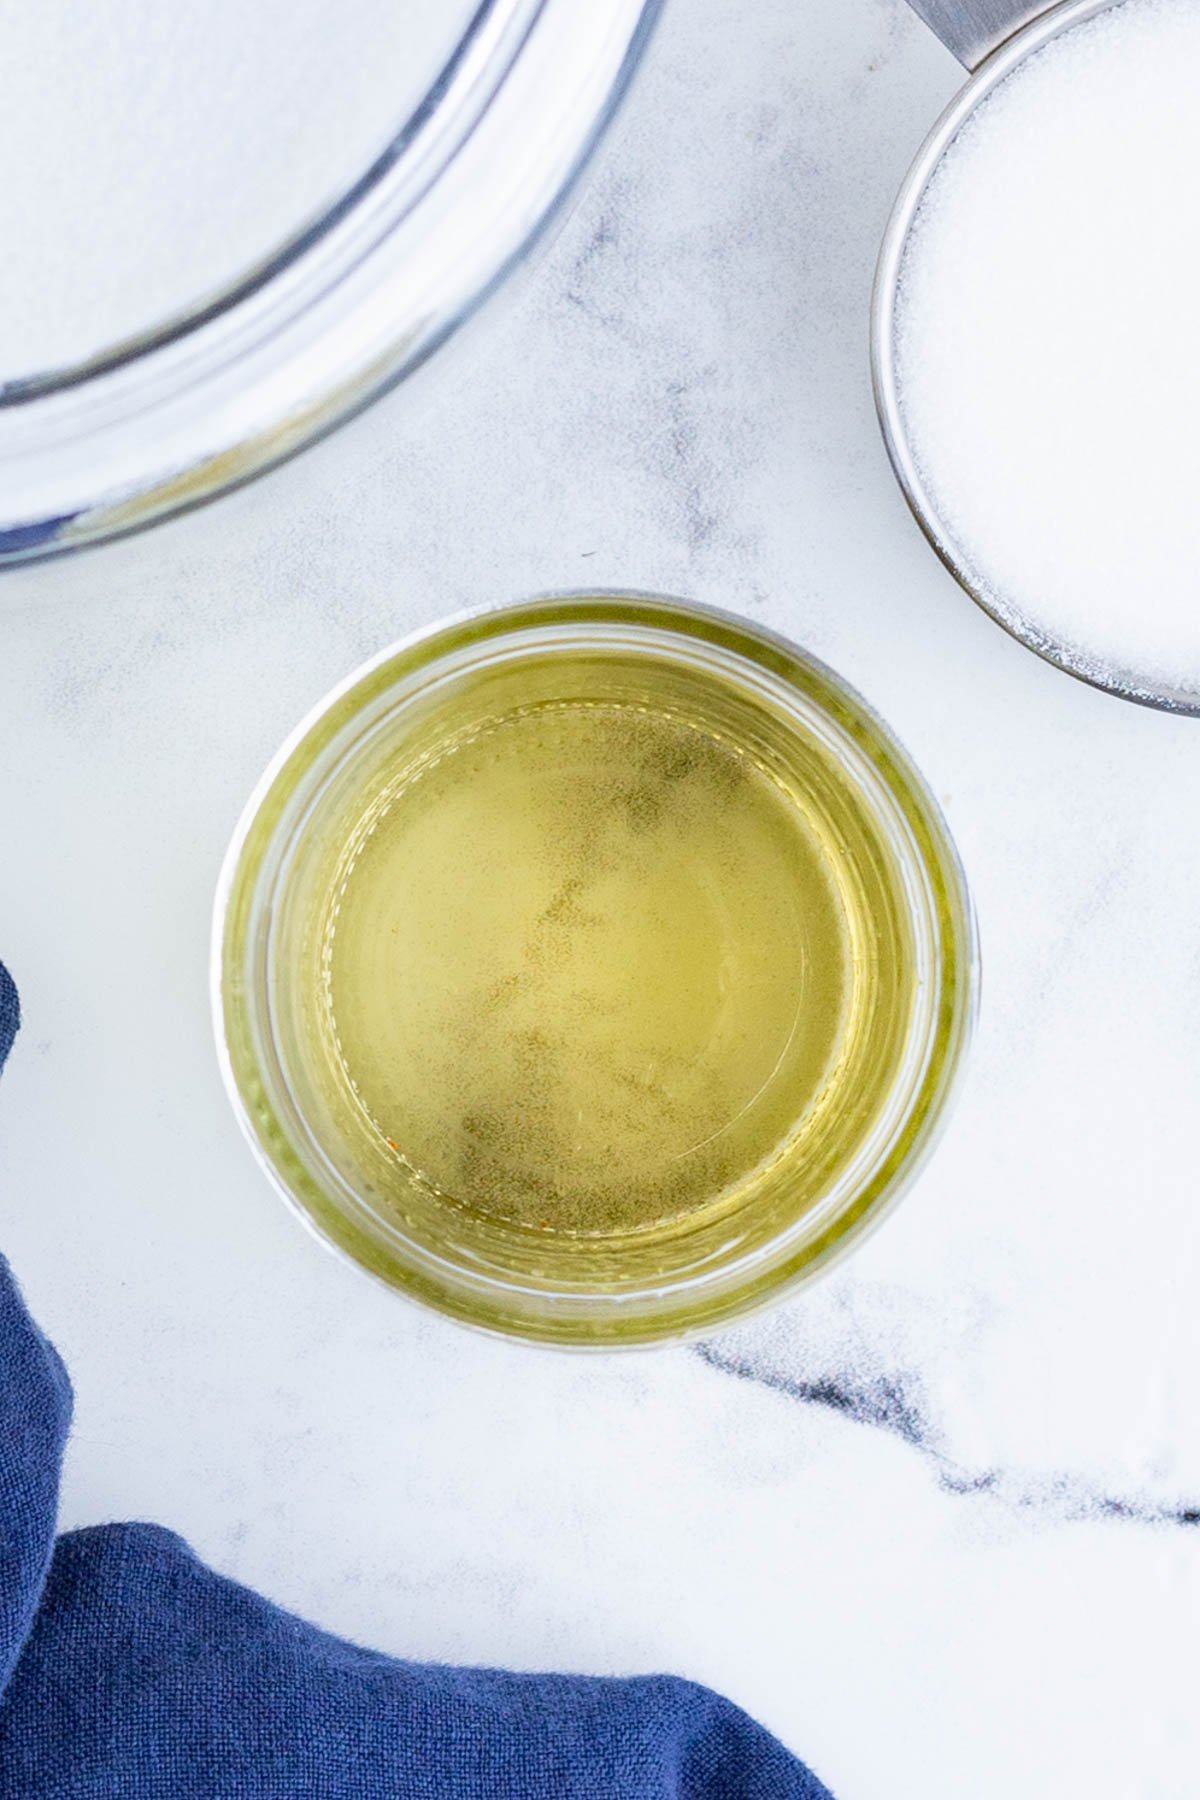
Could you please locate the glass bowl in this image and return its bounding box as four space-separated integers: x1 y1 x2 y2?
213 594 977 1346
0 0 660 565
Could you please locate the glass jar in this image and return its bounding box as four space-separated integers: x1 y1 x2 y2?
0 0 660 564
214 594 978 1346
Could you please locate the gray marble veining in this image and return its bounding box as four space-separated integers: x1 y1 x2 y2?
696 1341 1200 1530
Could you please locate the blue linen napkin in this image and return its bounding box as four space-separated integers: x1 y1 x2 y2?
0 961 831 1798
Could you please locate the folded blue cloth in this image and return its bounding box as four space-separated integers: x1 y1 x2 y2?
0 962 831 1798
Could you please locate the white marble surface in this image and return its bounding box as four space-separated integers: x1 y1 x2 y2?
1 1 1198 1794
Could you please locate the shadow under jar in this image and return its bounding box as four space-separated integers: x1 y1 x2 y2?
215 596 976 1345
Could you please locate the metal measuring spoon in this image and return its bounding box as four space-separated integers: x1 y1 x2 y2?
905 0 1055 68
872 0 1200 716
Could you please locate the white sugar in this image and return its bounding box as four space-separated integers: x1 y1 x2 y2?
0 1 471 382
893 0 1200 696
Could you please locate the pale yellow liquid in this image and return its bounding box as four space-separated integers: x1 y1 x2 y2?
322 697 857 1236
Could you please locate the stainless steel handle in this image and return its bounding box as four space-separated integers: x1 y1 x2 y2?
906 0 1057 67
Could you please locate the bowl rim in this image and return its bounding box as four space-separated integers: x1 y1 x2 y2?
0 0 663 565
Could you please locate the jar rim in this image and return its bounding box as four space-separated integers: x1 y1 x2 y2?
213 592 979 1348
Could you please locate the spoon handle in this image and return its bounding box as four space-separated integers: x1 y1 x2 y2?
906 0 1055 67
